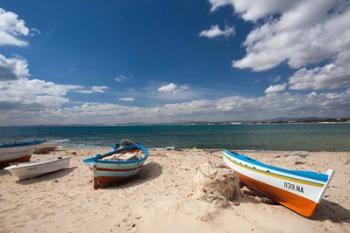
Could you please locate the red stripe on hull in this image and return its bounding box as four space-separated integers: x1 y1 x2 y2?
0 155 31 168
95 165 143 172
93 176 134 189
238 172 318 217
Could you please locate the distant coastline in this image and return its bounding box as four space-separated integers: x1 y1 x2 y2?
1 117 350 128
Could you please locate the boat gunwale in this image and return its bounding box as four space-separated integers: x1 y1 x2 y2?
224 155 325 187
4 157 71 170
84 144 149 165
224 150 329 183
0 140 45 149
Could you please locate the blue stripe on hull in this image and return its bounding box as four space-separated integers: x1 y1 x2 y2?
0 140 44 148
224 150 329 182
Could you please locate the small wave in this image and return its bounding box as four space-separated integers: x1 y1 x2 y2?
52 139 70 143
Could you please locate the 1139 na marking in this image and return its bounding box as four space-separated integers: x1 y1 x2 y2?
283 181 304 193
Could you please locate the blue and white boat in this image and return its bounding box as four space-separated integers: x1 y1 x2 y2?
83 141 149 189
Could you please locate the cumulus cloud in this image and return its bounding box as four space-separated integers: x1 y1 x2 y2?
231 1 349 70
209 0 300 21
289 51 350 90
199 25 235 39
0 8 31 81
265 83 287 94
158 83 177 93
2 89 350 125
158 83 189 94
209 0 350 91
0 79 75 110
0 8 30 46
0 54 29 80
0 78 110 112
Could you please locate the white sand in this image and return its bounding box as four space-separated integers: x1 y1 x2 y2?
0 149 349 233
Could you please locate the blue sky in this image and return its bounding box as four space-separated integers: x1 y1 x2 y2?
0 1 288 99
0 1 349 125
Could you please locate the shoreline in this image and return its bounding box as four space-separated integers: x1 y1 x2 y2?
61 146 350 153
1 121 350 128
1 148 349 233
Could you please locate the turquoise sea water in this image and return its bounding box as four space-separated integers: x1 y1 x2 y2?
0 124 350 151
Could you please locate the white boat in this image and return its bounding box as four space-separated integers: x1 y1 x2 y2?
223 150 334 217
0 140 44 167
4 157 71 180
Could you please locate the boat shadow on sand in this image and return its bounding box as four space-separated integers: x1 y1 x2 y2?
312 199 350 223
0 169 9 176
105 161 163 189
234 186 350 223
16 167 77 185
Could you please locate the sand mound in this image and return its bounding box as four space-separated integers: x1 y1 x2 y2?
194 161 240 206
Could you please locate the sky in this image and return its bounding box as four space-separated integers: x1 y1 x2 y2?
0 0 350 125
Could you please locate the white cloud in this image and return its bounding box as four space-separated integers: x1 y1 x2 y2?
0 78 110 111
114 75 128 82
35 95 69 107
158 83 177 93
289 51 350 90
119 97 135 101
231 1 349 71
208 1 350 91
158 83 189 94
0 54 29 80
209 1 301 21
265 83 287 94
199 25 235 39
76 85 108 94
0 79 77 110
2 89 350 125
0 8 30 46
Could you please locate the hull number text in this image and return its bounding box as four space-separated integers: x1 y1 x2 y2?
283 182 304 193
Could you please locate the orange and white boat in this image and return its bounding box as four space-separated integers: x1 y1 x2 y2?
223 150 334 217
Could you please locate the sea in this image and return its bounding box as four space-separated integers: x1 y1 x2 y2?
0 123 350 151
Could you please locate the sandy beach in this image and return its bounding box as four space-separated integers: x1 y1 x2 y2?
0 148 349 233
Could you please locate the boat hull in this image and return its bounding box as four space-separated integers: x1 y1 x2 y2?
0 155 31 168
92 162 144 189
0 140 44 167
238 172 318 217
93 165 143 189
5 157 71 180
223 150 334 217
0 146 36 167
84 143 149 189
